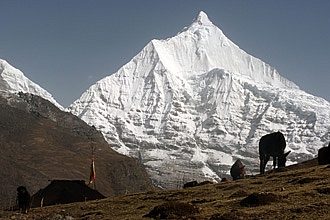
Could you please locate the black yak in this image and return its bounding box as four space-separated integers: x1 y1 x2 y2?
183 180 198 188
318 143 330 165
230 159 246 180
259 131 291 174
220 177 228 182
16 186 31 213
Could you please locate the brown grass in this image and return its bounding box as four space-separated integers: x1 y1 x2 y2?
1 161 329 220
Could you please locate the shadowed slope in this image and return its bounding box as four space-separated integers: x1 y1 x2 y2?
0 92 153 208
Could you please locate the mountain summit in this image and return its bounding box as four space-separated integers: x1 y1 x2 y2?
192 11 213 26
69 12 330 188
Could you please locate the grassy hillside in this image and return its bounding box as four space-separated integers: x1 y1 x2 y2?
1 159 329 219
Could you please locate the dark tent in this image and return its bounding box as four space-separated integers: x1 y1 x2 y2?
30 180 105 207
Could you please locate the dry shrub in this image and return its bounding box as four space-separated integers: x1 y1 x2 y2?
316 187 330 195
143 201 199 219
240 192 279 207
197 181 214 186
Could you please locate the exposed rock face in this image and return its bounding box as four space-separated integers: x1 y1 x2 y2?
68 11 330 188
0 92 153 208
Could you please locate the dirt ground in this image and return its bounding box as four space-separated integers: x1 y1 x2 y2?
1 159 329 220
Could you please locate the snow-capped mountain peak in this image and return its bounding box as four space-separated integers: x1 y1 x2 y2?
152 12 299 91
192 11 213 26
69 12 330 188
0 59 63 109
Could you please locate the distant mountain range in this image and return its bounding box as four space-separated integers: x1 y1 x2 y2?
0 59 62 109
1 11 329 189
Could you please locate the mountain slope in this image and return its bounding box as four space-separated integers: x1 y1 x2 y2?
0 59 63 109
0 92 153 208
68 11 330 188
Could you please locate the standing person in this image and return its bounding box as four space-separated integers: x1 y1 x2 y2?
16 186 31 214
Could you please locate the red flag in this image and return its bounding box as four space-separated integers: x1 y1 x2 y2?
89 158 96 184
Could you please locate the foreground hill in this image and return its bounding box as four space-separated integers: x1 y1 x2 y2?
0 92 153 208
1 159 329 219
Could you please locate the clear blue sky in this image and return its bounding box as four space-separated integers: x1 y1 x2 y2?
1 0 329 107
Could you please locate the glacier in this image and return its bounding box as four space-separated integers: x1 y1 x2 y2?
69 11 330 188
0 59 63 109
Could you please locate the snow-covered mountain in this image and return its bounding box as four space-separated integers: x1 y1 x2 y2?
0 59 63 109
69 11 330 188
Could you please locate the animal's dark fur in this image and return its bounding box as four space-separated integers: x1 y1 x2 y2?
17 186 31 213
183 181 198 188
318 144 330 165
183 180 213 189
259 132 290 174
230 159 246 180
221 177 228 182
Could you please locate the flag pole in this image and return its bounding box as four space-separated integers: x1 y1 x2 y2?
89 144 96 190
92 145 96 190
